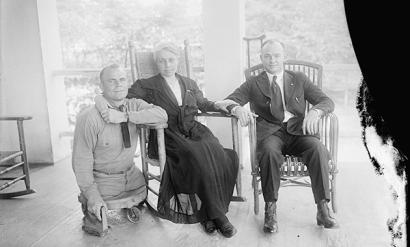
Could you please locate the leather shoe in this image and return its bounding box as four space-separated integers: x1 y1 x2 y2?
201 220 217 234
316 199 339 228
214 217 237 238
263 202 278 233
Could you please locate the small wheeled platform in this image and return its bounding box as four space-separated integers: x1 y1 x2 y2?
79 185 147 237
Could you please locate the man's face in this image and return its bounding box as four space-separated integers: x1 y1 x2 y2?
260 42 285 74
100 68 128 102
156 49 178 77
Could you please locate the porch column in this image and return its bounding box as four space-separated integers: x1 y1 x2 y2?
202 0 245 147
0 0 70 164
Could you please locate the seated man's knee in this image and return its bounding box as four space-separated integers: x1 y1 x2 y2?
306 138 326 151
258 141 283 159
258 140 282 154
302 138 330 162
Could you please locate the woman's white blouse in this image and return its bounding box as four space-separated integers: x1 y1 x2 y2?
165 76 183 106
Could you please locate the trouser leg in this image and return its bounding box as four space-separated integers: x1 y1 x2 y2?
94 166 141 202
257 134 285 202
287 135 330 203
124 165 147 206
124 165 146 192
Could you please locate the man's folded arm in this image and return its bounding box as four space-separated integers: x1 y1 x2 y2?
190 81 220 113
93 95 167 124
217 80 253 115
127 99 168 124
225 80 252 107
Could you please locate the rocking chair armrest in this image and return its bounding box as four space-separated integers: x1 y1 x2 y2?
317 112 339 165
136 122 167 179
0 116 32 121
243 34 266 42
136 122 168 130
196 112 236 119
247 115 259 174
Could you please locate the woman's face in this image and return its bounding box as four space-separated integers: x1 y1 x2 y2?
156 49 178 77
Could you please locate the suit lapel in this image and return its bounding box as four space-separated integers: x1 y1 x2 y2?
283 71 295 106
145 74 180 108
255 71 272 99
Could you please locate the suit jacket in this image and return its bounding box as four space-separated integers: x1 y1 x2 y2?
226 70 334 141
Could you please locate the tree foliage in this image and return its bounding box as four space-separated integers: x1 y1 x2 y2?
57 0 202 68
57 0 356 67
245 0 357 65
57 0 360 127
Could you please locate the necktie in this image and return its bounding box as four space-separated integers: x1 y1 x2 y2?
119 105 131 148
270 75 284 122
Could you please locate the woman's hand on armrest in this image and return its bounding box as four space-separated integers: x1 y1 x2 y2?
214 99 239 113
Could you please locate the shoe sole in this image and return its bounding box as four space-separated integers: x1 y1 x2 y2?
205 229 218 236
317 220 339 229
263 226 278 233
218 228 237 238
201 223 217 236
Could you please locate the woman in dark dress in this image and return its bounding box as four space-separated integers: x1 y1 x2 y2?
128 42 239 238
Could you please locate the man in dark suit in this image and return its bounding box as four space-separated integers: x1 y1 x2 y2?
216 39 338 233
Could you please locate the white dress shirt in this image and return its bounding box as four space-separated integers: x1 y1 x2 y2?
266 71 294 122
164 76 183 106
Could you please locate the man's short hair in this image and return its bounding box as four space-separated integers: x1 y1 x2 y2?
153 42 180 61
99 64 122 82
261 39 285 52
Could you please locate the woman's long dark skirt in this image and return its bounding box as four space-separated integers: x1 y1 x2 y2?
155 123 239 224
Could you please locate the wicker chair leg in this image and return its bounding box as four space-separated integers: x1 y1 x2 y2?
331 176 337 213
253 176 260 215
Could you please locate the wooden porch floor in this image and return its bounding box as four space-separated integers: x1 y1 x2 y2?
0 136 396 247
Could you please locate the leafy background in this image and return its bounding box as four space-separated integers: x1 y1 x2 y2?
56 0 361 134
